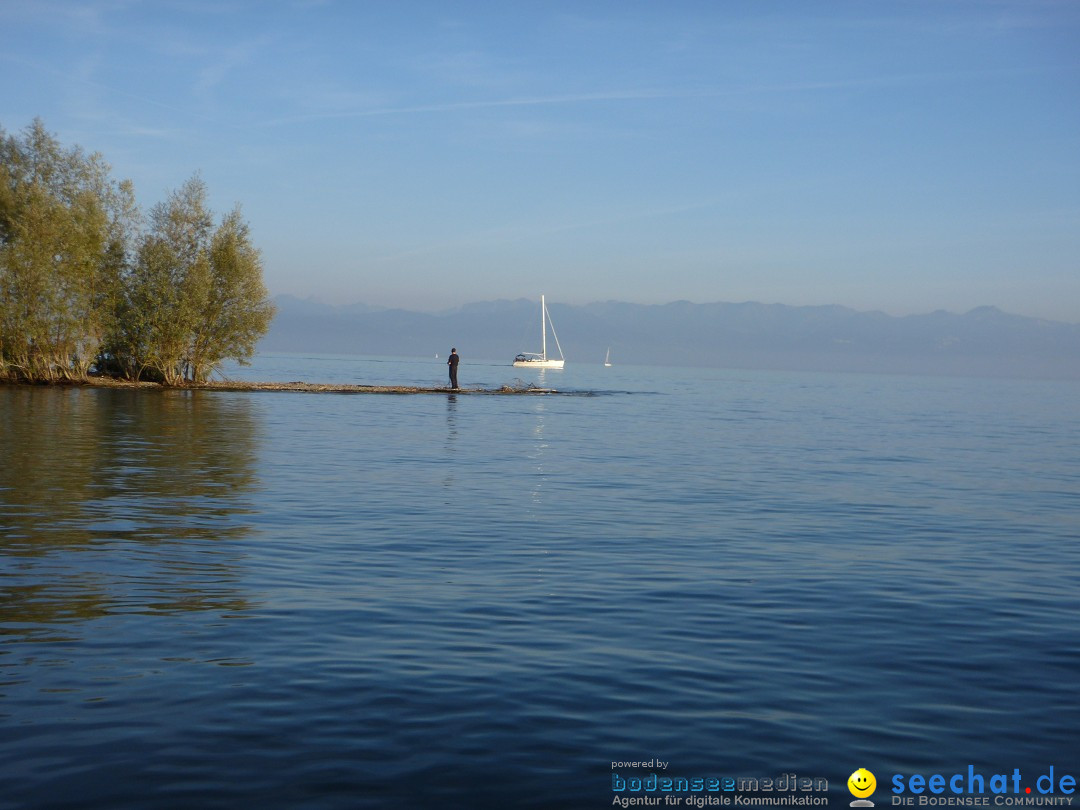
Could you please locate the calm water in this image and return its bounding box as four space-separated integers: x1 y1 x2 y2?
2 355 1078 809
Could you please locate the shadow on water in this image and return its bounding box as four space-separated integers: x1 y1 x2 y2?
0 387 259 629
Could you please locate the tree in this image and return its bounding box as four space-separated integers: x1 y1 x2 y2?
189 207 274 382
0 119 136 381
109 177 213 384
108 176 274 384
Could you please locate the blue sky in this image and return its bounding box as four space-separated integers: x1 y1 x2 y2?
2 0 1078 320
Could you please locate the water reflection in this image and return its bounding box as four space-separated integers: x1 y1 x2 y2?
527 399 548 506
532 367 557 389
525 367 557 505
0 388 259 630
443 393 458 488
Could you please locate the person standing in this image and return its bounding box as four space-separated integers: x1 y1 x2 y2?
447 348 460 389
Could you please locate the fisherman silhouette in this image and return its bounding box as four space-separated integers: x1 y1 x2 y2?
447 348 459 389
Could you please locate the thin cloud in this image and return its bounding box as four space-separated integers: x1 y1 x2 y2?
1 52 228 127
194 35 277 96
260 89 680 127
259 62 1073 128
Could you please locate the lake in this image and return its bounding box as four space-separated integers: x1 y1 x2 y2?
2 354 1078 809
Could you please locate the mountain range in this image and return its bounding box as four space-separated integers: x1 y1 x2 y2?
259 295 1080 379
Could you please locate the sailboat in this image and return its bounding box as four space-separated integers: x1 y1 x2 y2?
513 295 565 368
604 347 612 367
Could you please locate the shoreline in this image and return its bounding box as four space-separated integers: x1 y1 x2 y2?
0 378 559 395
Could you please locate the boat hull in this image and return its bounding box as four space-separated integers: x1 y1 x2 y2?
513 358 564 368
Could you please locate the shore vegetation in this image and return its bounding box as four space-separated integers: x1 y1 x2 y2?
1 119 274 385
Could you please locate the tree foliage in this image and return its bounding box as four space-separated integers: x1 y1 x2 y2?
0 119 136 381
0 120 274 385
109 177 275 384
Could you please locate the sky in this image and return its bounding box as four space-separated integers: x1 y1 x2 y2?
2 0 1079 321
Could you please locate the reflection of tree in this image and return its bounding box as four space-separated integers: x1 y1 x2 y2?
0 388 258 628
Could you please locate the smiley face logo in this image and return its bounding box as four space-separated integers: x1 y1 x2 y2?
848 768 877 798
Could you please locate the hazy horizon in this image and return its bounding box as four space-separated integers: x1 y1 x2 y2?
260 295 1080 381
273 291 1080 325
3 1 1078 322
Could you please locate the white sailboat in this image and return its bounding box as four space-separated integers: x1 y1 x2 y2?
604 347 612 367
513 295 565 368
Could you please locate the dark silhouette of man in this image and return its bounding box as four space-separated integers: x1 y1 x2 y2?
447 348 460 389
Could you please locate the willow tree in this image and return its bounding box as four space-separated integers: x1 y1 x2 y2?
109 176 274 384
0 119 136 381
188 207 274 382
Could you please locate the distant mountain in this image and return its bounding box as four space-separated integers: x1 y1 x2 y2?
260 295 1080 379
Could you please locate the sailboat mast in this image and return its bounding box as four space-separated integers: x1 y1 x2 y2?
541 294 547 361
